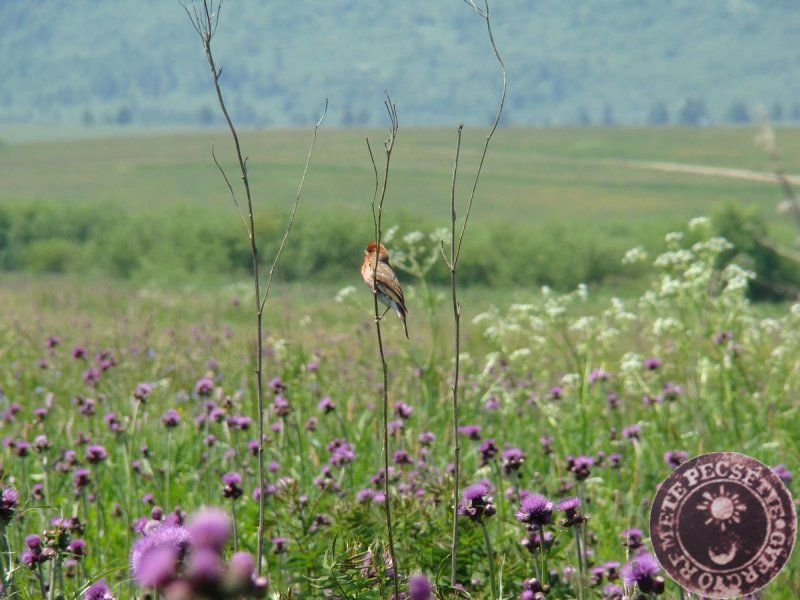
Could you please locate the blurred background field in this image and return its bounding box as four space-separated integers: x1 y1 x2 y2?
1 125 799 294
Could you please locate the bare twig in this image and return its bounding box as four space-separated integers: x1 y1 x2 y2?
211 138 249 234
366 93 400 600
455 0 507 264
261 98 329 311
446 124 463 587
182 0 326 578
446 0 507 587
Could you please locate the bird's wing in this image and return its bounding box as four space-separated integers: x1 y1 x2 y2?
375 263 407 316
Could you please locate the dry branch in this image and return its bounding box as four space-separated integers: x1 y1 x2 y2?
446 0 507 587
366 94 400 599
182 0 327 578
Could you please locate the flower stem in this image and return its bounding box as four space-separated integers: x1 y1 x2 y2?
480 521 498 600
574 526 585 600
165 429 172 509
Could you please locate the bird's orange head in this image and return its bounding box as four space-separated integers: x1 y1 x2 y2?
364 241 390 262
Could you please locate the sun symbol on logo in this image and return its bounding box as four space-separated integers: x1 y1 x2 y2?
696 485 746 531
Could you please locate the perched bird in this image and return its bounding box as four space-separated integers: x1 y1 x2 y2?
361 241 409 338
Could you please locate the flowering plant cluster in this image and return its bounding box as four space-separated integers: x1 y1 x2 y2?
0 219 795 598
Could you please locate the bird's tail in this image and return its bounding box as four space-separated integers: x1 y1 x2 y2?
394 304 409 339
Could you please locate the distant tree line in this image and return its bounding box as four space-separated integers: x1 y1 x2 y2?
75 97 800 129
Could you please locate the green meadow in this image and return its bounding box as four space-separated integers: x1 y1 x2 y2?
0 126 797 290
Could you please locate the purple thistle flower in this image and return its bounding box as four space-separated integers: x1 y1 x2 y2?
772 464 792 484
549 386 562 400
484 395 500 410
478 438 498 465
221 472 243 500
272 395 291 416
566 455 594 480
643 357 661 370
0 487 18 524
73 469 92 489
34 435 50 453
20 549 39 569
459 482 495 522
663 450 688 470
14 440 30 457
194 377 214 397
161 409 180 428
85 445 108 464
395 402 414 419
84 579 115 600
68 538 87 557
129 523 191 588
393 450 412 465
317 396 336 414
268 377 286 393
103 412 122 432
515 493 553 528
187 508 230 551
621 424 641 441
601 583 623 599
327 438 355 467
521 529 554 555
457 425 481 440
407 573 433 600
83 368 101 387
72 346 88 360
556 496 584 527
229 415 252 430
588 368 610 384
520 577 546 600
620 552 663 594
356 488 376 503
418 431 435 446
133 383 152 402
229 551 255 585
661 382 682 401
271 537 289 554
621 527 644 550
187 547 223 588
502 447 525 474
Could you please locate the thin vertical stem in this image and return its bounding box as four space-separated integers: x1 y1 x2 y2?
231 501 239 553
448 0 507 585
36 564 47 599
366 96 400 600
183 3 326 577
165 430 171 509
480 521 498 600
183 0 266 573
448 125 463 588
574 526 585 600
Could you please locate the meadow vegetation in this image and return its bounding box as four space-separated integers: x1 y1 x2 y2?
1 127 800 294
0 216 797 598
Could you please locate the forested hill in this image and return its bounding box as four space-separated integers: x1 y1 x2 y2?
2 1 800 128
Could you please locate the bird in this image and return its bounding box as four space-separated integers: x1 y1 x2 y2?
361 241 409 338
